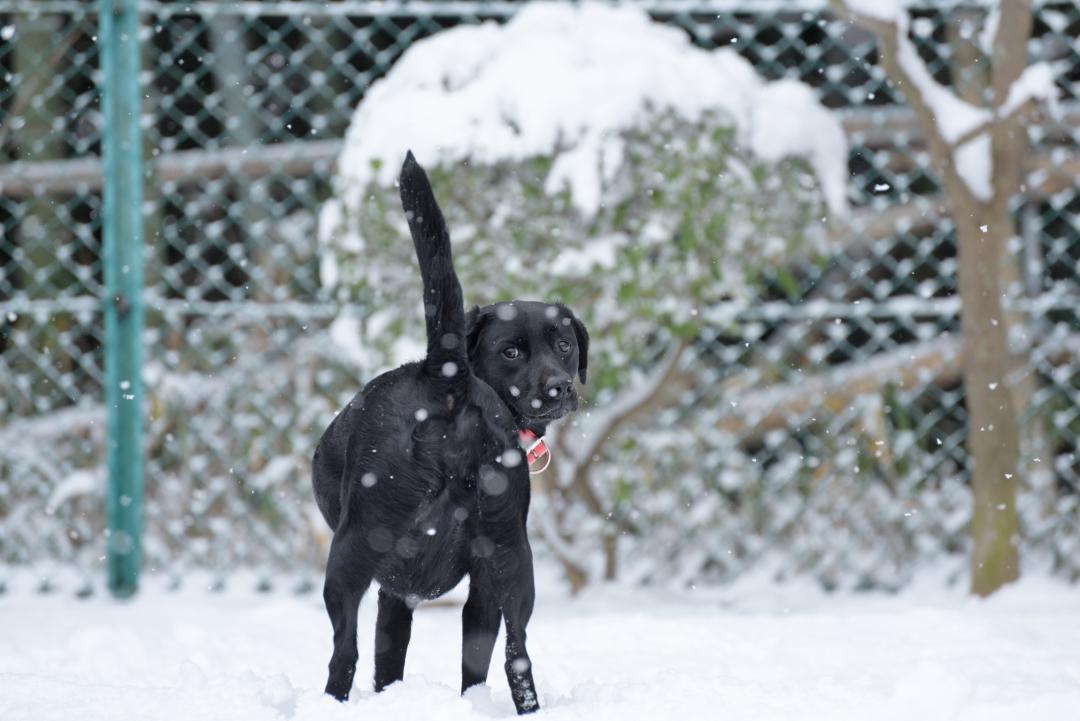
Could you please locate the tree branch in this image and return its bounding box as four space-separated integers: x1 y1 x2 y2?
0 140 342 197
715 334 964 439
830 0 978 203
540 340 691 539
562 340 690 481
526 486 590 591
949 97 1032 150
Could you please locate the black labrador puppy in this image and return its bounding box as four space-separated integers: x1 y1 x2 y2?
312 152 588 715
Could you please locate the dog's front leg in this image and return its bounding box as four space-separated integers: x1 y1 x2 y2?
461 576 501 693
497 538 540 715
322 530 373 701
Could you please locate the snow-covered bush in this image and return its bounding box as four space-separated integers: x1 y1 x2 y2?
0 320 353 591
321 3 845 379
320 4 848 588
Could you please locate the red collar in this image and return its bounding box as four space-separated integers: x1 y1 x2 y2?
518 429 550 473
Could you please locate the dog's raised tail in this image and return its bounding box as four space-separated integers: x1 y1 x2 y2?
399 151 468 383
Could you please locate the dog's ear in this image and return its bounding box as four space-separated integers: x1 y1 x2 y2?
465 305 492 360
569 311 590 384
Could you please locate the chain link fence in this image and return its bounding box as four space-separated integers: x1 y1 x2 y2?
1 0 1077 593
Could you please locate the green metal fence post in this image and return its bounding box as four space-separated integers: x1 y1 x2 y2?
100 0 145 598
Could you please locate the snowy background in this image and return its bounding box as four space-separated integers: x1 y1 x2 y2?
2 0 1080 717
2 0 1076 593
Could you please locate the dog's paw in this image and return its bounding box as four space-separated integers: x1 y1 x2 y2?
324 676 353 702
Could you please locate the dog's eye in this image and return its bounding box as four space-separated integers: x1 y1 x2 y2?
557 339 572 353
502 346 520 360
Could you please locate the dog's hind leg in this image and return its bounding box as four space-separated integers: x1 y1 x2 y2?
322 530 373 702
474 533 539 715
461 579 501 693
373 589 414 692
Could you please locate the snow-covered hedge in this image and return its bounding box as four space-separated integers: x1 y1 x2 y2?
0 322 352 591
320 2 845 384
319 4 855 587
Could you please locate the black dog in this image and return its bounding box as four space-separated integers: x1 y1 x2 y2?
312 152 588 714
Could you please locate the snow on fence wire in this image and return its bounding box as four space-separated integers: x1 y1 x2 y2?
0 0 1076 594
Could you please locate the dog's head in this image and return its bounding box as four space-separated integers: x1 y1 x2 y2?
466 300 589 434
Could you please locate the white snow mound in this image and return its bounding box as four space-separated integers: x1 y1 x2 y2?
333 2 848 217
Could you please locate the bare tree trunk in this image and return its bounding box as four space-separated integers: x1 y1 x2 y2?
953 207 1021 595
948 2 1029 595
832 0 1038 595
965 0 1036 596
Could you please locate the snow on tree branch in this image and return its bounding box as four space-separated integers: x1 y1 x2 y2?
978 3 1001 56
893 20 990 146
834 1 989 148
831 0 1056 203
1000 62 1059 118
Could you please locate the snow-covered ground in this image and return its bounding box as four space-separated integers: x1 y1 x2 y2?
3 571 1080 721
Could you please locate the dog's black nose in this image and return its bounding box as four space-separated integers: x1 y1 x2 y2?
543 376 574 400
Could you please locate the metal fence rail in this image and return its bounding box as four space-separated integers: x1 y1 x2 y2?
0 0 1077 593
